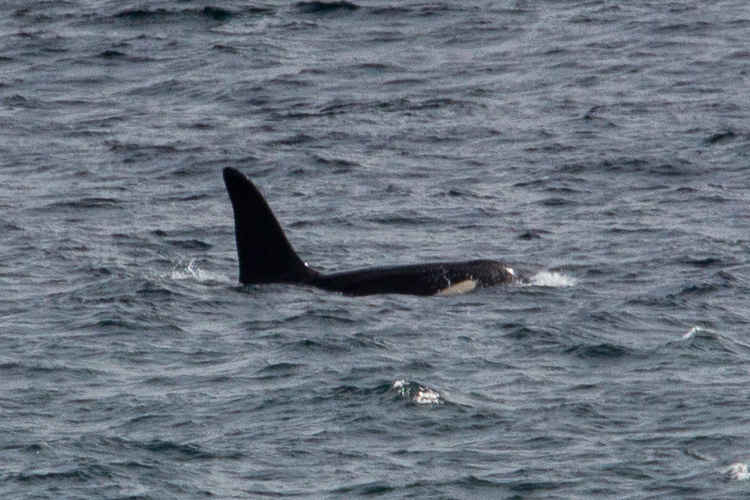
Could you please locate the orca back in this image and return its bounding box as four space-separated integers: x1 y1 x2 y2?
222 168 518 295
222 167 314 285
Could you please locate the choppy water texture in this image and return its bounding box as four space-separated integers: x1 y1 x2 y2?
2 1 750 498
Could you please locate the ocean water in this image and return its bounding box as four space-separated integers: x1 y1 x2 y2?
2 0 750 498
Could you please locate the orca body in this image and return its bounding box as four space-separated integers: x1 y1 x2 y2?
223 167 517 296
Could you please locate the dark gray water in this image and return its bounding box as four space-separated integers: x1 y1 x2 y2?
2 0 750 498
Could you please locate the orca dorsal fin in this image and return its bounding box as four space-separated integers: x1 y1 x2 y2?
222 167 315 285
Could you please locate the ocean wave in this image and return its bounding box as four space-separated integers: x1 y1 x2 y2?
724 462 750 481
392 379 442 405
168 258 232 285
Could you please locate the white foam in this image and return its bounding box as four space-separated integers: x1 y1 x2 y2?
169 258 231 284
724 462 750 480
392 379 442 405
413 387 441 404
528 270 577 288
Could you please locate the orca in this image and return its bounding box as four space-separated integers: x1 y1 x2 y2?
222 167 518 296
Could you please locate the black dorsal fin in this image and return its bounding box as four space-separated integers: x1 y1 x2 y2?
222 167 315 285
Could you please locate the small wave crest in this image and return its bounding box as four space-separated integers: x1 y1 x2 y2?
169 258 231 284
673 325 750 360
528 270 577 288
392 379 442 405
682 325 704 340
724 463 750 481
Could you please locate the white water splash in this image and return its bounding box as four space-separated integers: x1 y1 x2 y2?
170 258 231 284
528 270 577 288
392 379 442 405
724 462 750 480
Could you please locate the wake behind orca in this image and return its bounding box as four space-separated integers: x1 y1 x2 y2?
223 167 518 296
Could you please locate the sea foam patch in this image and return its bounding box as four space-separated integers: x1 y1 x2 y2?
392 379 442 405
529 270 577 288
724 462 750 481
170 258 231 284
